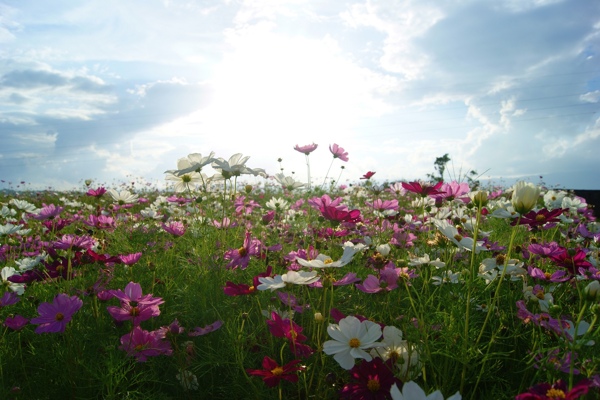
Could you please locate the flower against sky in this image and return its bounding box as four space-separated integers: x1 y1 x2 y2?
164 170 204 192
360 171 376 180
246 356 304 388
323 315 383 370
294 143 318 155
329 143 349 161
165 152 216 176
402 181 445 197
390 381 462 400
107 189 139 205
274 173 305 191
30 293 83 333
511 181 541 215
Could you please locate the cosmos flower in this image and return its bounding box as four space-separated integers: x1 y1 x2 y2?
119 326 173 362
515 379 590 400
402 181 445 197
294 143 318 155
323 316 382 370
511 181 541 215
390 381 462 400
339 357 400 400
107 189 139 205
329 143 349 161
246 356 304 388
30 294 83 334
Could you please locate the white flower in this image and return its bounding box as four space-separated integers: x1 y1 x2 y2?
0 223 23 236
266 197 290 210
9 199 39 214
323 316 382 370
511 181 540 215
371 326 421 380
433 219 486 253
165 152 216 176
390 381 462 400
408 253 445 269
296 254 343 268
107 189 139 204
274 173 305 191
1 267 25 295
376 243 391 256
15 254 46 271
1 205 17 219
561 196 587 214
431 271 461 285
165 171 205 192
543 190 567 210
211 153 250 179
257 270 319 291
176 370 199 391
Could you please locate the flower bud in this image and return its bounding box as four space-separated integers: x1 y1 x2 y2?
511 181 541 215
314 312 324 323
470 190 489 208
584 280 600 302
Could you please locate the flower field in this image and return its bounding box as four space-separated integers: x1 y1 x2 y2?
0 145 599 399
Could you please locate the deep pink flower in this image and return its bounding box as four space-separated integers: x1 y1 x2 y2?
320 205 362 224
52 234 95 250
267 312 307 343
247 356 304 387
527 266 570 282
30 294 83 334
340 358 401 400
308 194 344 210
528 242 564 258
515 379 590 399
550 248 593 276
82 215 116 231
294 143 318 155
402 181 445 197
119 326 173 362
360 171 376 180
329 143 349 162
433 181 470 202
365 199 398 212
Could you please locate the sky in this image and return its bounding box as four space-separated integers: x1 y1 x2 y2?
1 0 599 192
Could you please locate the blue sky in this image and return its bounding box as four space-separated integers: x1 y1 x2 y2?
1 0 599 191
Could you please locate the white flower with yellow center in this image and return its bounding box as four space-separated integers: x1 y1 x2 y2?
323 316 382 370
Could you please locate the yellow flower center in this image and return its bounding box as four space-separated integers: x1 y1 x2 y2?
324 258 333 265
535 291 546 300
270 367 284 376
238 247 248 257
348 338 361 348
367 379 380 392
495 254 506 265
454 234 463 242
535 214 546 222
130 307 141 316
181 174 192 183
545 388 566 399
544 272 552 279
55 313 64 321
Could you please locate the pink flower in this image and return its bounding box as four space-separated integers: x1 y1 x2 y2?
294 143 318 155
161 221 186 237
329 143 349 162
107 282 164 326
402 181 445 197
30 294 83 334
224 232 262 270
247 356 304 388
30 204 64 220
119 326 173 362
119 252 143 266
85 187 107 198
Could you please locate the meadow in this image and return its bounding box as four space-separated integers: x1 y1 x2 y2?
0 145 598 400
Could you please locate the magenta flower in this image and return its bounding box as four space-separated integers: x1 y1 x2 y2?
107 282 164 326
515 379 590 399
30 294 83 334
119 326 173 362
527 266 570 282
4 315 29 331
513 208 566 229
30 204 64 220
294 143 318 155
223 232 262 269
85 187 107 198
82 215 116 231
53 234 95 250
329 143 349 162
320 205 362 224
0 291 20 307
550 248 593 276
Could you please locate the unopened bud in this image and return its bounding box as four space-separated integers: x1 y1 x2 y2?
584 280 600 302
314 312 324 323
